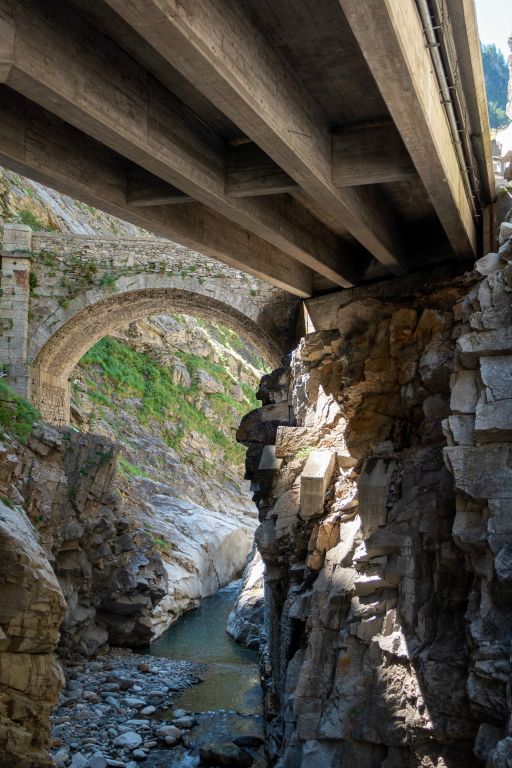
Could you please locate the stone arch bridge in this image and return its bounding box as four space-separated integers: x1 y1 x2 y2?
0 224 297 424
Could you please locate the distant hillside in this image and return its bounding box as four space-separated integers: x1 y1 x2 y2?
482 43 510 130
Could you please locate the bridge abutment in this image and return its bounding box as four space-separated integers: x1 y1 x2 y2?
31 367 70 426
0 224 33 399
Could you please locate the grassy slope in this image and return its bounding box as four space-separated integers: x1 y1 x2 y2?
71 316 265 510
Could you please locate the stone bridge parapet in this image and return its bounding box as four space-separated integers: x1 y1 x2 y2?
0 224 298 424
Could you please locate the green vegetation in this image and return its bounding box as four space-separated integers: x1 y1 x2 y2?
38 249 58 267
482 43 510 130
296 445 314 460
0 380 40 443
81 336 247 464
98 273 117 289
29 272 38 297
194 318 270 372
6 207 58 232
118 455 148 478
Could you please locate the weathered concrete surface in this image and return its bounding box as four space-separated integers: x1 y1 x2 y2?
0 0 494 294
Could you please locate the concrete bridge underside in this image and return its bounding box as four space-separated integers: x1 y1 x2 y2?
0 0 495 298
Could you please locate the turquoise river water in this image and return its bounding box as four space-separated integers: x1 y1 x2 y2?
149 581 262 714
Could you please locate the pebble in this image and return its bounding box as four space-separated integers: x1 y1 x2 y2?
51 651 201 767
87 757 108 768
124 697 146 708
54 749 70 768
70 753 88 768
113 732 143 750
155 725 181 740
173 716 196 728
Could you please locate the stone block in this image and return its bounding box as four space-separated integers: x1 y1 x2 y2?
480 356 512 402
488 500 512 553
442 414 475 446
450 369 479 414
275 425 311 458
299 450 335 520
499 221 512 246
457 328 512 366
2 223 32 252
357 457 396 531
475 253 503 276
444 446 512 500
258 444 283 476
475 400 512 442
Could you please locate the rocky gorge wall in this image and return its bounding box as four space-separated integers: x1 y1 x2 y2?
238 238 512 767
0 425 168 765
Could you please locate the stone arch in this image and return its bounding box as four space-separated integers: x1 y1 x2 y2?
31 287 283 425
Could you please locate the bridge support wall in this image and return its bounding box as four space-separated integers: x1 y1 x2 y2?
0 224 33 398
31 367 69 426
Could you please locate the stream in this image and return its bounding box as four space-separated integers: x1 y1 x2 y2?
149 580 262 714
145 580 265 767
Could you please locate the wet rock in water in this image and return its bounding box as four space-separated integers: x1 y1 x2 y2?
226 546 264 649
172 715 197 729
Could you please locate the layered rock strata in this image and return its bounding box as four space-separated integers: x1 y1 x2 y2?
0 499 65 767
238 254 512 766
0 426 167 658
443 232 512 767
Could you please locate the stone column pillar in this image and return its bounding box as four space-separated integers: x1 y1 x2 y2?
0 224 33 398
507 35 512 122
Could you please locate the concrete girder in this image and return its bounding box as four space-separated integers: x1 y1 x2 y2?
102 0 409 274
0 88 313 297
0 0 363 288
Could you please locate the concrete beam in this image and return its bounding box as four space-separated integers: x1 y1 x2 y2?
299 450 336 521
332 123 416 186
102 0 408 274
0 0 357 289
226 145 298 197
0 88 313 297
337 0 478 260
126 167 193 207
444 0 495 205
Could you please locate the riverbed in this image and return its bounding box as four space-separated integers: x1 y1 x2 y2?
149 580 262 714
51 581 265 767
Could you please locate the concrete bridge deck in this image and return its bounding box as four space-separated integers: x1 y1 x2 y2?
0 0 495 298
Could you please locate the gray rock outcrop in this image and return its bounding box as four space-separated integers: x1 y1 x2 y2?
0 499 66 766
144 492 256 636
238 250 512 766
0 426 168 658
227 546 265 649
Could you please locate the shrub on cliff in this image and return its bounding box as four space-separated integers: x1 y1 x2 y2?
0 379 41 443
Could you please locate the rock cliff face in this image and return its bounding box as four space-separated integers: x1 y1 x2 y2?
443 232 512 767
70 313 263 632
0 426 167 658
227 546 265 649
239 241 512 767
0 498 65 768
